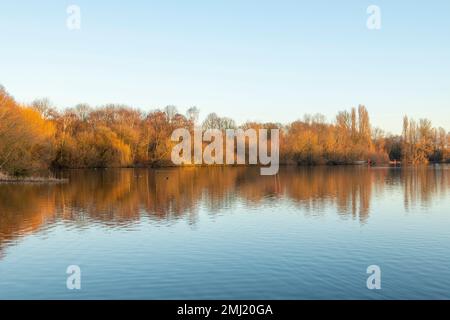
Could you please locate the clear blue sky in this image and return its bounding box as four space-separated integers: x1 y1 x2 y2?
1 0 449 133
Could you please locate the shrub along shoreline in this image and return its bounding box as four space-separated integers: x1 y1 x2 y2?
0 172 68 184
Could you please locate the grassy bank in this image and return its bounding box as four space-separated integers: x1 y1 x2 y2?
0 172 68 184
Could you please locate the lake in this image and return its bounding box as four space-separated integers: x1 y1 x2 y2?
0 166 449 299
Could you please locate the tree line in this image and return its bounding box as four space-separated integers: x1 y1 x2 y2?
0 85 449 176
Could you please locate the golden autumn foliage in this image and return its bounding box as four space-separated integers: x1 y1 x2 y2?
281 106 390 165
401 116 449 165
0 85 449 176
0 87 55 175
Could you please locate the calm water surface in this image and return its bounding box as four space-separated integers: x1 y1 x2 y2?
0 166 449 299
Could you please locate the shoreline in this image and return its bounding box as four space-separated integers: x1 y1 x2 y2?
52 161 449 170
2 162 448 183
0 173 68 184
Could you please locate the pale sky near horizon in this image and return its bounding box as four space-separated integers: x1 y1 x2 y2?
1 0 449 134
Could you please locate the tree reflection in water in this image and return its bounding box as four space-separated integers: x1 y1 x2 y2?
1 166 449 256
